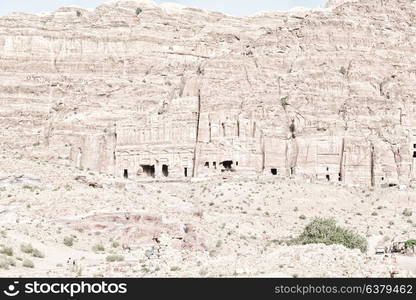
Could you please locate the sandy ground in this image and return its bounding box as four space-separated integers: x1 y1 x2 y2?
0 154 415 277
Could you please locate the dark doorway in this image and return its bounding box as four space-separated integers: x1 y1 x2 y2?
123 169 128 179
290 167 295 176
184 167 188 177
221 161 233 170
204 162 209 168
289 119 296 138
271 168 277 176
413 151 416 158
326 175 330 181
162 165 169 177
141 165 155 177
213 162 217 169
338 173 342 182
236 161 239 166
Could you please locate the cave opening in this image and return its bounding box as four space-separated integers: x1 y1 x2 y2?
326 175 330 181
184 167 188 177
221 160 233 171
213 162 217 169
413 151 416 158
141 165 155 177
123 169 128 179
271 168 277 176
204 162 209 168
162 165 169 177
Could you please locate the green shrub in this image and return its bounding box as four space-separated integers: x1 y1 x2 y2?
22 185 38 192
63 237 74 247
405 239 416 248
403 208 412 217
22 259 34 268
31 248 44 258
0 255 15 269
20 243 44 258
92 244 105 252
20 243 34 254
291 218 368 253
106 255 124 262
0 246 13 256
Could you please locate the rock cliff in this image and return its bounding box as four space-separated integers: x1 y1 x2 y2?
1 0 416 186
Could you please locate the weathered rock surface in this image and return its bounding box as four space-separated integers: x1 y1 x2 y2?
0 174 40 187
0 155 415 277
1 0 416 185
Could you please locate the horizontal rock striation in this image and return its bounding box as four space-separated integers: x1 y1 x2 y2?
1 0 416 186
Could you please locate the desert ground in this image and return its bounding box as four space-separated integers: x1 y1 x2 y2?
0 153 415 278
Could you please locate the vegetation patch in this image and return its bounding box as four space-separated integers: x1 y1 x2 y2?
20 243 44 258
92 244 105 252
290 218 368 253
405 239 416 248
0 255 15 269
106 255 124 262
22 259 34 268
0 246 13 256
63 236 74 247
402 208 412 217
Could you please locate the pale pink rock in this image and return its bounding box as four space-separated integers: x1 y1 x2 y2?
0 0 415 187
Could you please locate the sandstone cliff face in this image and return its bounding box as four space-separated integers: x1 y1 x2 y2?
1 0 416 186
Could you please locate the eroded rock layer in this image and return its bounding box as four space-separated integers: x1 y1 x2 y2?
1 0 416 186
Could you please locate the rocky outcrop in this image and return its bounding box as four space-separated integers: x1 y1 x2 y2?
1 0 416 186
